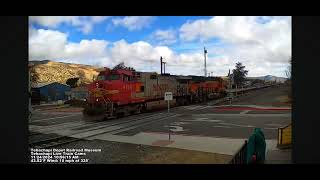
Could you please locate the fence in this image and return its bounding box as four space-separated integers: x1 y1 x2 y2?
277 123 292 149
229 140 248 164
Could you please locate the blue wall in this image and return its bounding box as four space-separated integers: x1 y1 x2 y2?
39 83 71 101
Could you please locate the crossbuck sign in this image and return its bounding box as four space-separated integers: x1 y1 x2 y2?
164 92 173 101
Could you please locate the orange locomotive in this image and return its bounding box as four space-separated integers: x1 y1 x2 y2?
84 67 227 119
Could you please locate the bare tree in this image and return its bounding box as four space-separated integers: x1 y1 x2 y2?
77 70 86 85
30 66 39 83
285 57 291 80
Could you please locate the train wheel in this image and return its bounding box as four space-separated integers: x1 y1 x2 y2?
141 104 147 113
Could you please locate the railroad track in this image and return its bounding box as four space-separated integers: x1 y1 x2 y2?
29 86 274 149
29 111 167 136
29 112 177 149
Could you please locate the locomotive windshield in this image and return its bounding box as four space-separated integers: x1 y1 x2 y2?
97 74 120 81
106 74 120 80
97 75 105 81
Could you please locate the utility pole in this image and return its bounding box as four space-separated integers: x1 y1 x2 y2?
160 56 167 75
204 47 207 77
160 56 163 74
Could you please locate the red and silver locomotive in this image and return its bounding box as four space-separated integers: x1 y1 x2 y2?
84 65 227 119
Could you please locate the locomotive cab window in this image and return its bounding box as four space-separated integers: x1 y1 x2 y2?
106 74 120 80
97 75 105 81
123 75 132 81
140 86 144 92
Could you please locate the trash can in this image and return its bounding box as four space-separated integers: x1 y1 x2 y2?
246 128 266 164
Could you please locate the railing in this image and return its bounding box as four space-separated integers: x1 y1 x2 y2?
229 140 248 164
277 123 292 149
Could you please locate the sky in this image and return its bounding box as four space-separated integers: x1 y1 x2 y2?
29 16 291 77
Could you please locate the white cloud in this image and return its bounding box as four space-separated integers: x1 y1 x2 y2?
179 16 291 77
150 29 177 45
29 16 78 28
29 28 205 75
112 16 155 31
29 16 110 34
29 16 291 78
29 28 110 66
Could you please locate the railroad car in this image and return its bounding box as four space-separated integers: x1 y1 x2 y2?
84 67 227 119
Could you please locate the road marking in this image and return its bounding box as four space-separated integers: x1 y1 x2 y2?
183 119 223 123
183 105 204 110
240 110 251 114
212 104 291 110
198 106 211 110
171 122 190 125
30 114 82 122
266 123 285 127
165 125 185 132
213 126 233 128
218 122 255 128
194 113 291 117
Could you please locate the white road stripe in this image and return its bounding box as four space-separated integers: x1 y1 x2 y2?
218 122 255 128
194 114 291 117
30 114 82 122
240 110 251 114
213 126 233 128
183 119 223 123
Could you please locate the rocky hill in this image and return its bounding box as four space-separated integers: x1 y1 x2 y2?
29 60 103 85
247 75 287 83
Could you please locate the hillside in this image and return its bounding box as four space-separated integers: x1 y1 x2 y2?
247 75 287 83
29 60 102 85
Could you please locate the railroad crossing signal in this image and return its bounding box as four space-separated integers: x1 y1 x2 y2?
165 92 173 140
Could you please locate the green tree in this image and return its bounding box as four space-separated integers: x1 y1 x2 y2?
66 77 79 88
232 62 248 86
113 62 135 71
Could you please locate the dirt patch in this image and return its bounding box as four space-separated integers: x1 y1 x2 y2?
274 95 291 106
141 147 232 164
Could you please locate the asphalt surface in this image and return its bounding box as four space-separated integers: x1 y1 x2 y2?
29 85 291 163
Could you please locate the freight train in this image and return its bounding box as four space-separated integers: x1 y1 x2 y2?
83 66 228 119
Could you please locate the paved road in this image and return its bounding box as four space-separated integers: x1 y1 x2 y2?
30 85 291 141
29 85 291 163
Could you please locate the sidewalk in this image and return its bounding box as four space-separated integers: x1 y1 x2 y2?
265 148 292 164
86 131 278 156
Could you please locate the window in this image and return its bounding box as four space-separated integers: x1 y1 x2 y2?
140 86 144 92
97 75 105 81
106 74 120 80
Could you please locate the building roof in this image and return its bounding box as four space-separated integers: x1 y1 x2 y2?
31 82 70 88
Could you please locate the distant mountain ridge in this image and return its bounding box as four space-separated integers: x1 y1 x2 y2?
29 60 288 85
247 75 287 83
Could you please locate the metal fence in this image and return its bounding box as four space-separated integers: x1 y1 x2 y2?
229 140 248 164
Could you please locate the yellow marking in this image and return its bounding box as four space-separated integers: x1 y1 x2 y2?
278 123 292 146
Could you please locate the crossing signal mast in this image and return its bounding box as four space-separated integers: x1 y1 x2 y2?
204 46 207 77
